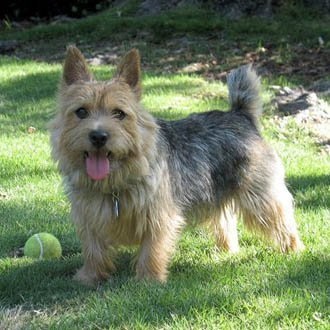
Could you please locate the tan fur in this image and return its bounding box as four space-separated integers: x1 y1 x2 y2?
50 46 304 287
234 141 304 252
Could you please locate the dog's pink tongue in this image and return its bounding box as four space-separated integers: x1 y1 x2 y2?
86 154 110 181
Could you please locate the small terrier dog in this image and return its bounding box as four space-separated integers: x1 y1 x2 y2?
50 46 304 286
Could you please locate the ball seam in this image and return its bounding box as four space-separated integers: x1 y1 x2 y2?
35 233 44 259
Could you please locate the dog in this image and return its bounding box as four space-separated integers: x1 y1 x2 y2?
49 46 304 286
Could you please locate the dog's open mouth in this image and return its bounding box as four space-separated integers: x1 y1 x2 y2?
84 151 111 181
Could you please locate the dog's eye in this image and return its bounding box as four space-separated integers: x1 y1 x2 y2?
112 108 126 120
75 108 89 119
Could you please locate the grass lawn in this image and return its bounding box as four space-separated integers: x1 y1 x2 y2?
0 3 329 329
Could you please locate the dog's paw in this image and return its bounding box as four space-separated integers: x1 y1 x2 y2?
73 267 103 287
135 266 168 283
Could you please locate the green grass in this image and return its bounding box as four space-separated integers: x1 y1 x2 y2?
1 4 329 47
1 3 330 329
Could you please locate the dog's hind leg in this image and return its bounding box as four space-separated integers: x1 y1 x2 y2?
237 179 304 253
212 205 240 253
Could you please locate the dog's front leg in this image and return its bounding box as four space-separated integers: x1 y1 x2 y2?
135 214 183 283
74 227 116 287
69 192 116 287
135 233 171 282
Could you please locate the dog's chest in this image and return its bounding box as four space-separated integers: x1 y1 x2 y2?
107 195 149 245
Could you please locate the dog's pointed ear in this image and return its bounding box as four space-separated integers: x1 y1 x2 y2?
116 49 141 99
62 45 93 85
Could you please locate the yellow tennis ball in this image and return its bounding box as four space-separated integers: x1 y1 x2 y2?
24 233 62 260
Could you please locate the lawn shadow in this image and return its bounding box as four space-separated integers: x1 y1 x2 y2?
0 255 89 306
0 246 136 308
0 68 59 134
288 174 330 210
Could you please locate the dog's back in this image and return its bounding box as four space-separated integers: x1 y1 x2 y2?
157 66 263 210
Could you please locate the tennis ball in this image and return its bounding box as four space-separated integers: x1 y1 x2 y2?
24 233 62 260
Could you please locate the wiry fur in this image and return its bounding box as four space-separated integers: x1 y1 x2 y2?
50 46 304 286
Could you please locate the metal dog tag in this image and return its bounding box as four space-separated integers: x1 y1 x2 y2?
112 193 120 218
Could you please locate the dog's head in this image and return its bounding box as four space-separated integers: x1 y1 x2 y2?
50 46 157 189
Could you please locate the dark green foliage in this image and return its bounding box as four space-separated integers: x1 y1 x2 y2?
1 0 113 20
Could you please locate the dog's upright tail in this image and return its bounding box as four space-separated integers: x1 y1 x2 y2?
227 65 262 125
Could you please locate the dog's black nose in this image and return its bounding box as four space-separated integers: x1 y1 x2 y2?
89 130 109 148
